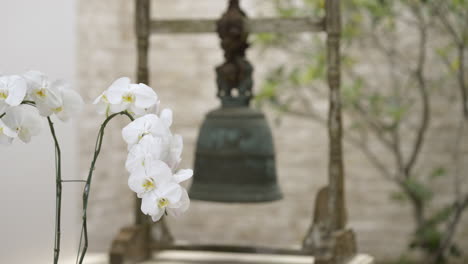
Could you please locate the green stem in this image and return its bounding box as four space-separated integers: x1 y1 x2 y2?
76 111 134 264
47 117 62 264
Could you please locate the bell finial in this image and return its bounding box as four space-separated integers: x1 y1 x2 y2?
215 0 252 107
229 0 239 8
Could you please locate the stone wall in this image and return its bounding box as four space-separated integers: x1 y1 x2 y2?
77 0 468 261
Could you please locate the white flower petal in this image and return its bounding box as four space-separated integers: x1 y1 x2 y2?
122 114 167 147
156 182 182 204
3 75 27 107
109 102 128 113
167 134 183 170
167 189 190 217
160 108 173 127
0 119 17 138
122 123 142 146
128 173 147 196
174 169 193 183
3 105 42 143
133 83 158 109
93 93 105 105
57 88 83 121
23 70 46 90
147 160 174 184
106 77 131 104
151 209 165 222
125 136 164 173
35 101 54 117
0 119 16 145
141 193 159 216
128 103 147 117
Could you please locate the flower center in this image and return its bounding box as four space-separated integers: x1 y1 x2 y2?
157 197 169 208
35 88 47 98
52 106 63 113
0 90 8 99
122 93 134 103
138 131 150 141
142 178 155 191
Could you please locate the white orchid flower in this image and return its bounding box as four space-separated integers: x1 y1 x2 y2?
2 105 42 143
104 77 159 116
93 90 111 116
121 111 172 148
128 160 175 198
48 80 83 121
140 181 184 222
0 119 17 145
126 135 164 174
126 132 184 174
165 188 190 218
0 75 27 114
23 70 61 116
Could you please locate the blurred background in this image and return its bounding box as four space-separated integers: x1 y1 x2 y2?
1 0 467 264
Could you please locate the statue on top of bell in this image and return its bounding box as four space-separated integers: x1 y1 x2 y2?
216 0 253 107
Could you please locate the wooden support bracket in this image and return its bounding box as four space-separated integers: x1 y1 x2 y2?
109 225 151 264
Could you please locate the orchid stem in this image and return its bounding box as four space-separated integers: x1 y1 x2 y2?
76 111 134 264
47 117 62 264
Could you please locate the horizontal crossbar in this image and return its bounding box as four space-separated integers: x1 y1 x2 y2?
150 17 325 34
151 243 312 256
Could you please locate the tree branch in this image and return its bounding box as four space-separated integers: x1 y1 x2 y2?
404 8 430 177
430 193 468 263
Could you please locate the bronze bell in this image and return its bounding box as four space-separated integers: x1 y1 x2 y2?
189 0 283 203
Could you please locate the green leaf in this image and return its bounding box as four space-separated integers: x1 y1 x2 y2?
403 178 434 202
449 244 462 257
343 78 363 105
390 191 408 203
278 7 297 18
288 68 301 86
386 102 407 122
254 33 280 46
418 227 441 250
425 206 453 226
368 93 384 115
430 167 446 179
255 80 278 102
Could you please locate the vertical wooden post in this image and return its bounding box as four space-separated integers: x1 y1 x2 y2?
135 0 173 248
326 0 346 232
110 2 174 263
135 0 150 228
136 0 150 85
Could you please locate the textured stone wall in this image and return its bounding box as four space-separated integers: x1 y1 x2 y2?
77 0 468 261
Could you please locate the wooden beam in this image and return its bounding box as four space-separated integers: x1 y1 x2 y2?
135 0 150 85
326 0 346 232
150 17 325 34
150 243 312 256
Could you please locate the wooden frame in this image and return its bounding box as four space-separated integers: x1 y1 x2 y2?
151 17 324 34
110 0 355 263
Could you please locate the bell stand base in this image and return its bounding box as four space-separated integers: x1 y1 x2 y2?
109 227 366 264
109 187 362 264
